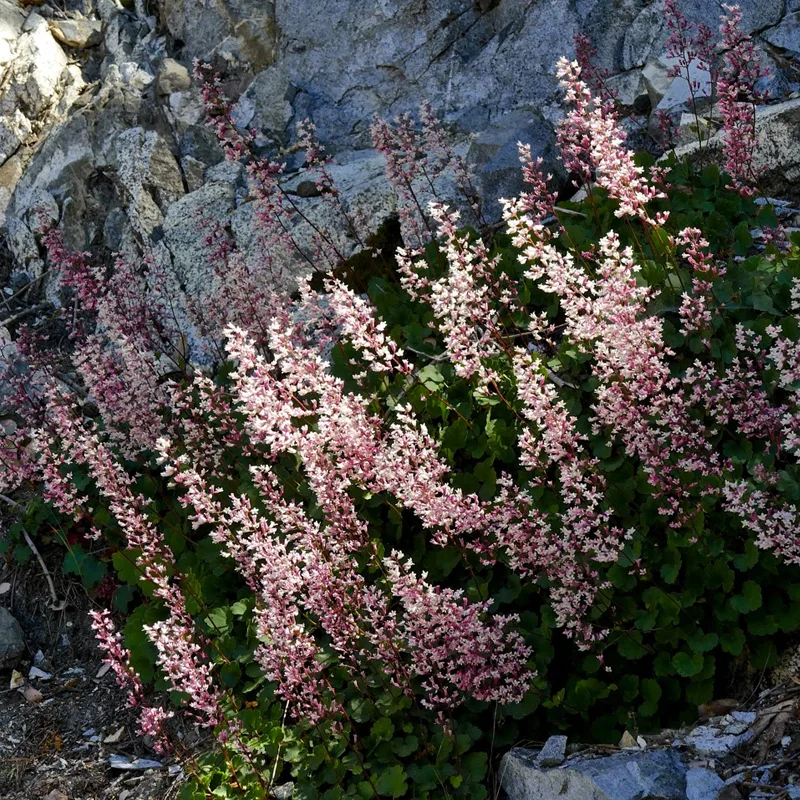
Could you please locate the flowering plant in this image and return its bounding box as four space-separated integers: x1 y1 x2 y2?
3 5 800 798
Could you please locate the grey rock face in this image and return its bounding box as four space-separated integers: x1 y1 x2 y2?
764 12 800 54
467 109 564 223
2 0 800 307
0 607 26 668
500 747 688 800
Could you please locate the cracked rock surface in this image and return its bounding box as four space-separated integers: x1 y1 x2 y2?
1 0 799 301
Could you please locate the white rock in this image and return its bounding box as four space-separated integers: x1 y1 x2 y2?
108 754 163 770
118 62 154 90
104 726 125 743
28 666 52 680
655 55 713 114
157 57 191 95
642 58 673 108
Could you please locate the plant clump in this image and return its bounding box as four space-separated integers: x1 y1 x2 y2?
2 4 800 799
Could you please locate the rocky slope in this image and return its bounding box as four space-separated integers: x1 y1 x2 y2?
1 0 800 304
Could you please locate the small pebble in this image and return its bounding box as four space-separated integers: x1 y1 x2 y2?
28 666 52 680
104 726 125 744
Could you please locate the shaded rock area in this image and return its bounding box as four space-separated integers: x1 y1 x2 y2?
500 693 800 800
0 605 25 668
0 0 798 310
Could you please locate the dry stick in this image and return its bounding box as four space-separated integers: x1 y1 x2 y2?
0 303 51 328
0 493 67 611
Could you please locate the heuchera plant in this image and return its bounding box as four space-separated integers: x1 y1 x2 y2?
2 4 800 798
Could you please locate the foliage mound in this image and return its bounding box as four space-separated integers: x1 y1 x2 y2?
3 5 800 799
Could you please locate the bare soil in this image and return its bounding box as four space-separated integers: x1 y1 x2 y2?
0 551 183 800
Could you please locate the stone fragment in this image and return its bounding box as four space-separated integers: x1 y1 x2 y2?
104 726 125 743
698 699 739 719
500 747 688 800
536 735 567 767
656 57 712 114
109 754 163 770
236 67 294 136
0 607 25 668
642 58 673 108
686 767 724 800
685 723 753 755
467 109 564 224
157 57 191 95
28 665 52 680
619 730 638 749
606 71 649 110
671 98 800 205
49 18 103 48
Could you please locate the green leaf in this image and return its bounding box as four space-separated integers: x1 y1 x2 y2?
392 735 418 758
617 632 646 660
219 661 241 688
113 583 136 612
376 765 408 798
461 751 488 783
672 651 704 677
204 607 233 636
63 546 107 588
732 542 759 571
718 627 745 655
751 292 777 314
407 764 437 791
730 581 762 613
370 717 395 743
112 549 143 585
687 632 718 653
639 678 662 717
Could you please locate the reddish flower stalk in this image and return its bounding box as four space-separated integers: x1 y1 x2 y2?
717 4 766 196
